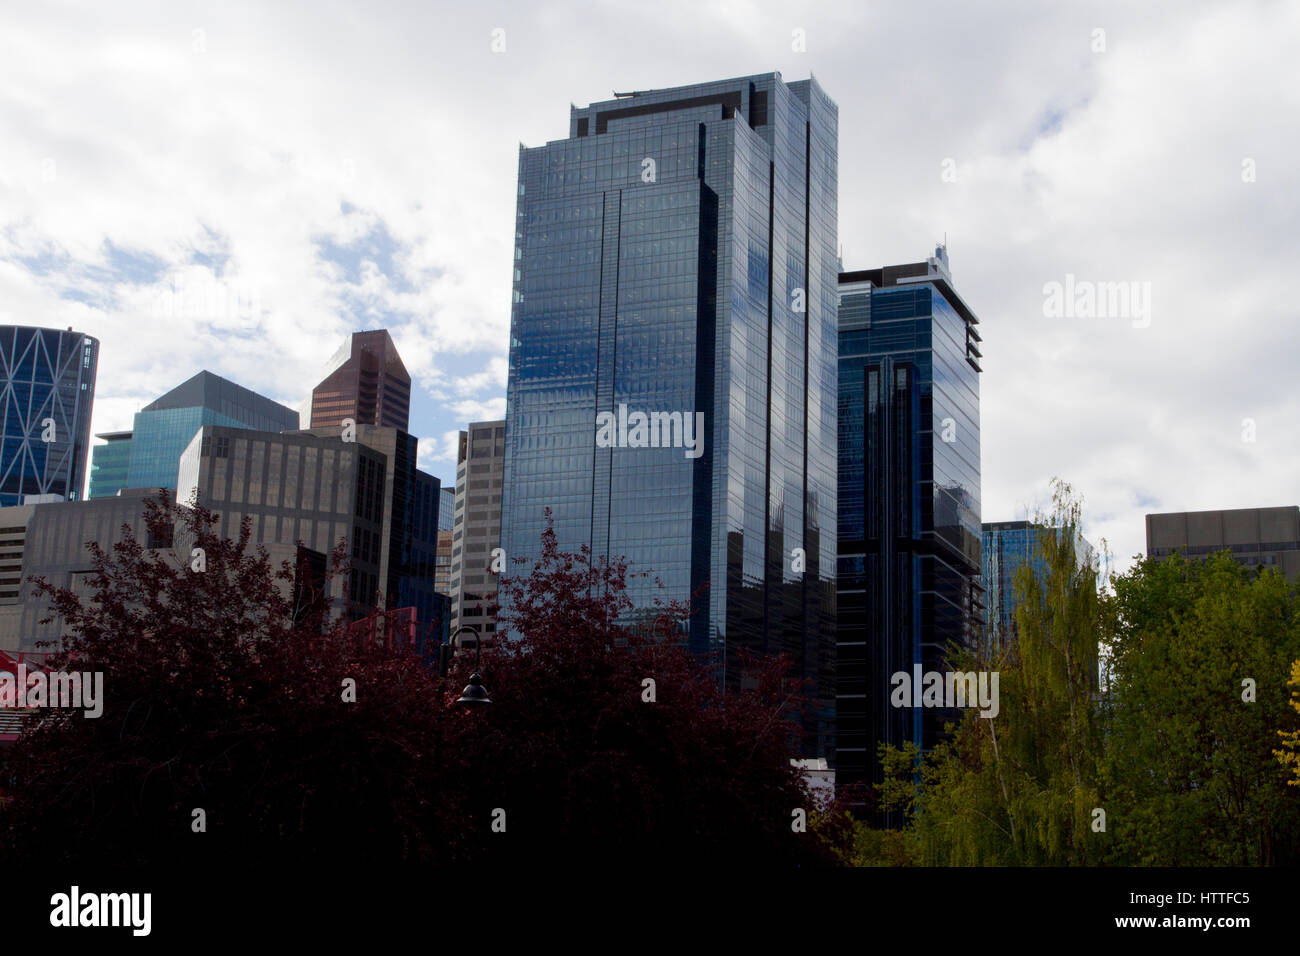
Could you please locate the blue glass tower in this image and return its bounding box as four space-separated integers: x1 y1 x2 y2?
394 445 445 645
438 487 455 532
982 521 1035 645
500 73 839 756
982 520 1096 645
88 370 299 497
0 326 98 506
837 249 983 800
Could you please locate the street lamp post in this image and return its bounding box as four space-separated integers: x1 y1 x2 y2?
451 624 491 706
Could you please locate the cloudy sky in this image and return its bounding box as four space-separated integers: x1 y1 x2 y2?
2 0 1295 570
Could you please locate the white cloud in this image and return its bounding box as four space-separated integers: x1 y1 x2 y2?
1 0 1294 566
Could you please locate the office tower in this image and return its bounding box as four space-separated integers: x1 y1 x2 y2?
435 488 455 607
0 326 98 506
434 525 455 641
87 370 299 498
451 422 504 637
176 423 442 627
310 330 411 431
837 248 983 800
402 464 444 644
982 520 1034 645
0 487 340 654
439 487 455 532
1146 507 1300 580
0 490 166 652
499 73 839 756
982 519 1097 645
87 431 132 498
435 529 454 593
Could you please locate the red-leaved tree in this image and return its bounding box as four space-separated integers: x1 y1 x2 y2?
436 512 824 866
0 496 833 868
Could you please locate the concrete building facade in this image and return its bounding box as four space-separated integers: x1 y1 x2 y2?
450 421 504 636
1146 507 1300 580
0 489 173 653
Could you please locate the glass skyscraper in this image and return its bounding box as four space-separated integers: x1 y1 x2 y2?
310 330 411 431
837 249 983 801
438 487 455 532
0 326 98 506
500 73 839 756
87 430 132 498
88 370 299 498
982 521 1035 644
982 520 1098 645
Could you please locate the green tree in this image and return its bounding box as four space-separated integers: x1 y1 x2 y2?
877 479 1109 865
1102 550 1300 865
1275 660 1300 787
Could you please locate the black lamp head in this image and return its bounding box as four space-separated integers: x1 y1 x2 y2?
456 670 492 706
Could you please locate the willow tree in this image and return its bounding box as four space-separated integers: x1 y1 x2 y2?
877 478 1109 865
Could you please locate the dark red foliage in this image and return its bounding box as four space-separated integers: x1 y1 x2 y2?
1 492 446 867
440 512 827 866
0 497 832 868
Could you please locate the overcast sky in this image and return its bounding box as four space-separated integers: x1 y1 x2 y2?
2 0 1295 571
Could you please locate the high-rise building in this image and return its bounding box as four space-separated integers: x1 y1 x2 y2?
401 460 444 641
3 422 446 653
438 487 455 532
0 489 168 652
982 519 1096 645
435 529 453 592
499 73 839 756
435 488 456 610
310 330 411 431
0 326 98 506
1146 506 1300 580
836 248 983 801
176 423 443 632
87 370 298 498
87 431 132 498
451 422 503 637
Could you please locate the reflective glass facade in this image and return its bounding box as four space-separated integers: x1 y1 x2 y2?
87 431 132 499
396 458 443 645
129 407 253 489
310 330 411 431
500 73 838 756
0 326 98 506
837 254 983 800
982 520 1097 645
438 487 455 531
89 370 299 496
177 423 440 637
